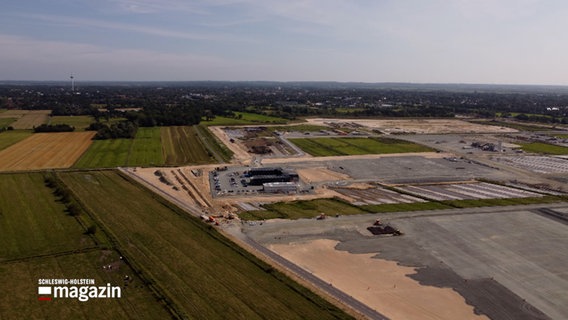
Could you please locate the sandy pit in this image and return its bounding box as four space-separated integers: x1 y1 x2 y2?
296 167 351 183
269 239 488 320
306 118 516 134
208 126 251 163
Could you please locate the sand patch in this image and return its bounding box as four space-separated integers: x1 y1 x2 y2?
296 167 351 183
269 239 488 320
306 118 516 134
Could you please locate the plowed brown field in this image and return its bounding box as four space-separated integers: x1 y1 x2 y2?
0 132 95 171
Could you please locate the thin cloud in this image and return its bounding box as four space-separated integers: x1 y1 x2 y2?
0 34 229 80
16 13 254 43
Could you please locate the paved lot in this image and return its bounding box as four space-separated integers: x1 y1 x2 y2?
282 155 511 184
396 182 542 201
497 156 568 174
244 203 568 320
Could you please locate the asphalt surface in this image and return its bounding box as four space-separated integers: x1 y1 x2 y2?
244 203 568 320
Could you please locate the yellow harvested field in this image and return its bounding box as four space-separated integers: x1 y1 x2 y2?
1 110 51 129
0 132 96 171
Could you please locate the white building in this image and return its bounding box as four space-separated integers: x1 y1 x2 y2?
263 182 298 193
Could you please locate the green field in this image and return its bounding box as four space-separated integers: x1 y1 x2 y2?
0 173 96 260
74 138 132 168
0 172 172 319
201 112 289 126
127 127 163 166
0 130 32 151
75 126 222 168
162 126 212 165
290 137 433 157
520 142 568 155
49 115 95 131
59 171 351 319
0 251 173 320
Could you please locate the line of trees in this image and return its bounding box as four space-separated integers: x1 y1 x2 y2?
33 124 75 133
87 121 138 140
43 173 97 235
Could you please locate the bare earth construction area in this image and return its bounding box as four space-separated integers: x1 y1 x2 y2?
123 118 568 319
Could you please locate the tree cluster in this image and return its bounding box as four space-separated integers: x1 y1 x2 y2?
3 82 568 125
93 121 138 140
33 124 75 133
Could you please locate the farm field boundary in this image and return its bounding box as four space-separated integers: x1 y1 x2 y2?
290 137 433 157
59 170 352 319
161 126 212 165
0 130 32 151
0 131 95 171
75 125 222 168
1 110 51 129
0 172 172 319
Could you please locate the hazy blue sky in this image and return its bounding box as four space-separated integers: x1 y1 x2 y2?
1 0 566 84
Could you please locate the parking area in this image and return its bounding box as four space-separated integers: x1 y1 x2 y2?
209 166 308 197
496 156 568 174
332 186 426 205
284 155 508 184
396 182 542 201
245 203 568 320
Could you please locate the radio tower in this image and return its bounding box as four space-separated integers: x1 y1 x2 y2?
70 74 75 92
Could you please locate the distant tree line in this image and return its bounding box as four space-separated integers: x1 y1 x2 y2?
87 121 138 139
4 82 568 128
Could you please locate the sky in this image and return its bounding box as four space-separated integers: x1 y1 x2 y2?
1 0 567 84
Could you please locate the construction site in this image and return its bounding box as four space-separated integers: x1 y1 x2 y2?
125 118 568 320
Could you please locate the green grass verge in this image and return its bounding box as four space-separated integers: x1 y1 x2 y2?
440 196 564 208
201 112 289 126
269 124 329 132
49 115 95 131
470 120 553 132
0 173 97 260
361 202 453 213
241 198 370 220
242 195 566 221
195 124 233 162
161 126 212 165
0 130 32 151
290 137 433 157
519 142 568 155
59 171 352 319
